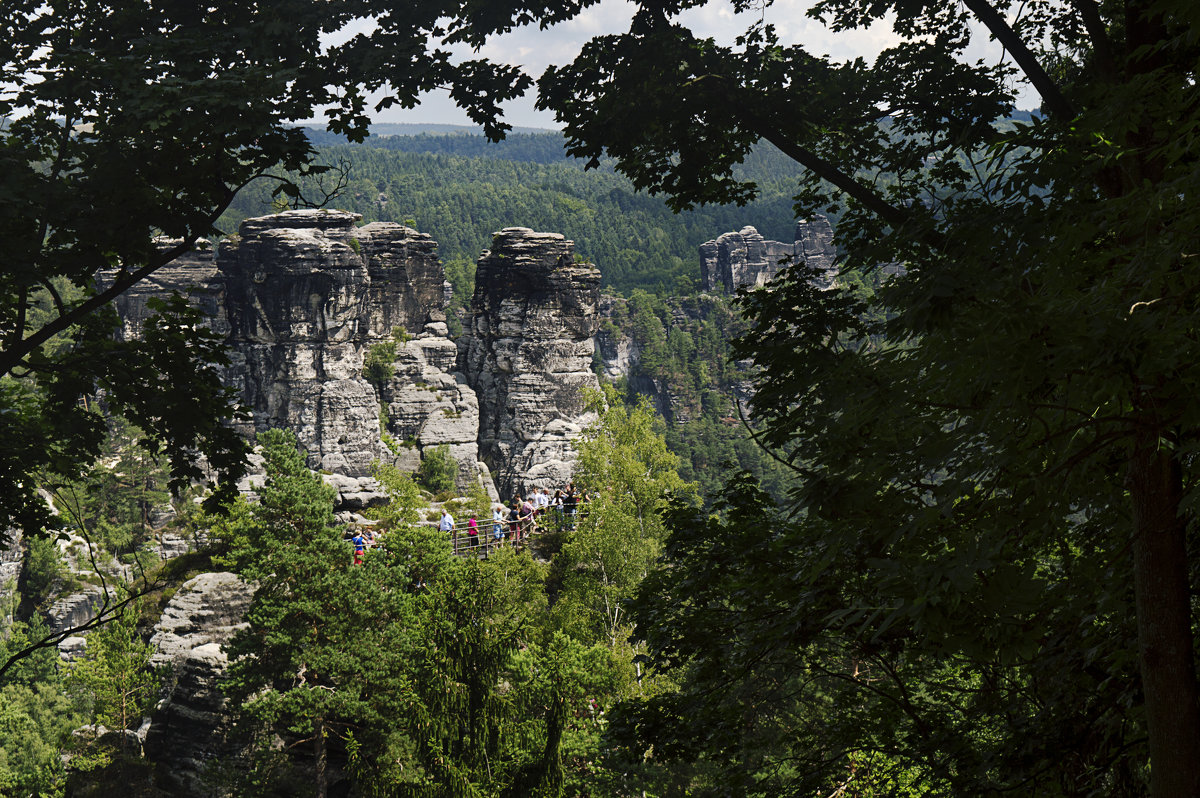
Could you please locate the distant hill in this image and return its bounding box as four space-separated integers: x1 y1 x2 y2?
303 127 574 165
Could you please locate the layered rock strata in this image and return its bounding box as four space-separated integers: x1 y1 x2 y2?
460 228 602 497
217 211 490 493
111 210 502 502
145 572 255 797
109 238 228 340
220 210 385 477
109 212 612 502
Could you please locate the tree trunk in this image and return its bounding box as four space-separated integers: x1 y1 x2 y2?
1128 438 1200 797
315 716 328 798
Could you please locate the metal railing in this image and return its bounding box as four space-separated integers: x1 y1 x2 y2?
349 504 590 561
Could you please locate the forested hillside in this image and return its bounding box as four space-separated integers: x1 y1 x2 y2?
219 129 808 294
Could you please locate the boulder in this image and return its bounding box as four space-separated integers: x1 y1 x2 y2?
144 572 255 797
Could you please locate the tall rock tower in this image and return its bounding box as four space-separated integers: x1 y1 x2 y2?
219 210 384 476
459 228 602 498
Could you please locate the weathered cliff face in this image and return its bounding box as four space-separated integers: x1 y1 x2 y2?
594 295 637 382
793 215 838 288
145 572 255 797
133 210 492 499
109 212 611 503
699 215 838 294
382 320 489 489
110 238 228 340
220 210 384 477
459 228 602 497
699 225 789 294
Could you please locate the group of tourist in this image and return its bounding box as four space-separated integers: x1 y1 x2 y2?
441 482 590 553
349 482 590 563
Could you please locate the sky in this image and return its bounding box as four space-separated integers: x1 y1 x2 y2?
340 0 1034 130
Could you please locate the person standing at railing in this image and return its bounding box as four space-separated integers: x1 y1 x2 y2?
467 515 479 552
564 483 577 528
551 489 564 529
508 500 521 542
519 496 536 538
440 509 456 554
492 504 505 549
351 530 366 566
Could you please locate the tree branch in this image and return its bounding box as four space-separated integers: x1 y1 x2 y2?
739 106 913 231
961 0 1075 120
1069 0 1118 82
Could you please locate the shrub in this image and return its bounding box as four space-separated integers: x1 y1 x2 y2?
416 445 456 495
363 341 396 388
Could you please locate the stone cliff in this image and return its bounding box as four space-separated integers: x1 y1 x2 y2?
699 216 837 294
110 212 608 504
145 572 255 796
459 228 602 498
221 210 386 477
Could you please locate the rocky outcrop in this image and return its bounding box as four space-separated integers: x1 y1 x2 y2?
358 221 448 339
110 211 614 503
699 225 790 294
460 228 602 497
594 295 636 382
794 215 837 286
220 210 384 478
221 211 494 492
145 572 255 797
109 238 228 340
699 216 838 294
383 320 488 488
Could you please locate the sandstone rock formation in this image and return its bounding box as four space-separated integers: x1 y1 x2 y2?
699 215 838 294
794 215 837 287
108 212 613 505
459 228 602 497
699 225 791 294
222 211 492 493
109 238 228 340
220 209 385 477
145 572 255 797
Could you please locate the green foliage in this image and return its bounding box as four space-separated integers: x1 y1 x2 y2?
443 256 477 336
363 340 397 389
368 461 423 529
601 291 796 504
48 417 172 561
0 679 76 797
69 595 161 736
416 444 457 495
521 0 1200 793
0 617 63 690
20 536 64 611
218 429 420 796
554 387 694 651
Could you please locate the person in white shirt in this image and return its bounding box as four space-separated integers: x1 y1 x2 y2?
439 510 455 533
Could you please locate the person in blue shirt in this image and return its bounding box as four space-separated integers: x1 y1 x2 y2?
352 531 366 565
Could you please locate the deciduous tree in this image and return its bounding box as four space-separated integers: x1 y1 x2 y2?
458 0 1200 793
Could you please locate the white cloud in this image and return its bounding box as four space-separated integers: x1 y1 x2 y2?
364 0 1037 129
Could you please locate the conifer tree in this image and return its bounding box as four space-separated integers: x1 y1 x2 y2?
219 430 416 798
